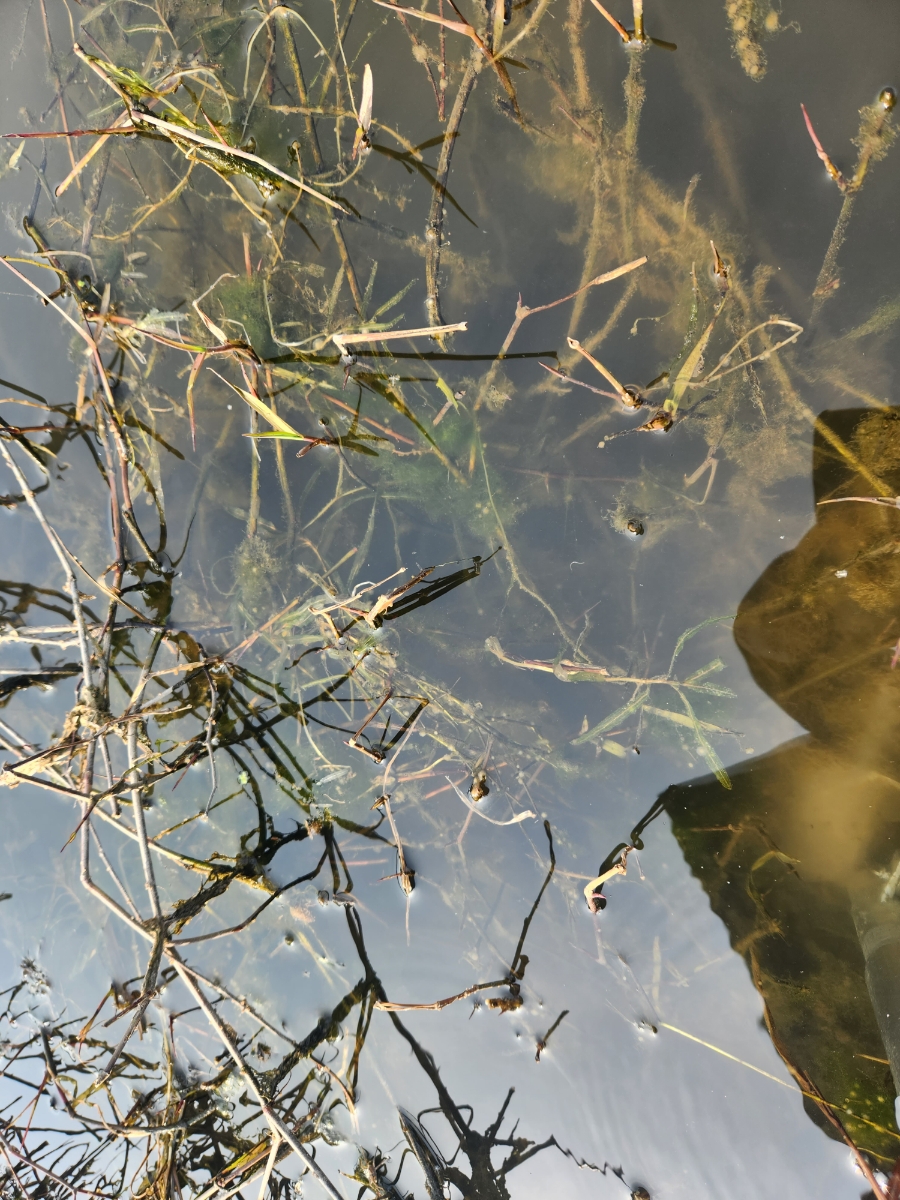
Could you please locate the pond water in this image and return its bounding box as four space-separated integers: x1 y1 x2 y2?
1 1 900 1197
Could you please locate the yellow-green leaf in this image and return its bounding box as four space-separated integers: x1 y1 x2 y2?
208 369 302 436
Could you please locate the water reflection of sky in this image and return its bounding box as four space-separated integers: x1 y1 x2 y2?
2 0 900 1195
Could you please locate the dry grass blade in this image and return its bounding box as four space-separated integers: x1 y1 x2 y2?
373 0 477 38
818 495 900 509
373 0 522 118
566 337 633 404
503 257 647 361
539 361 619 399
587 0 631 41
333 322 467 354
476 257 647 410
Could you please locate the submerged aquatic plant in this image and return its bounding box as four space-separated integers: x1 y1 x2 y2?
723 0 786 80
802 87 898 311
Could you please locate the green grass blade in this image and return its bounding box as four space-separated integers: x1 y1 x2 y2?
668 614 734 677
572 686 649 745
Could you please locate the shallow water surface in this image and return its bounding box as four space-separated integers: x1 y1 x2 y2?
1 1 900 1197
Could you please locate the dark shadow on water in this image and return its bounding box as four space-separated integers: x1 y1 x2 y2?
652 407 900 1162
